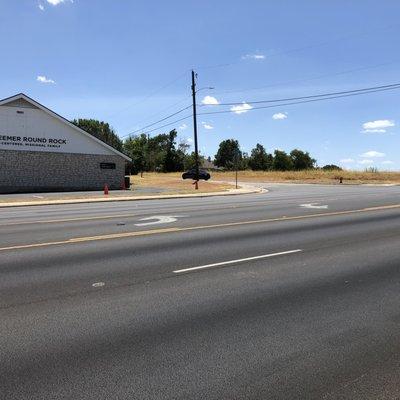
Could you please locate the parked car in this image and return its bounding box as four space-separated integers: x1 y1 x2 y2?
182 168 211 181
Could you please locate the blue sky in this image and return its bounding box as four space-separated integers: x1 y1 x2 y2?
1 0 400 169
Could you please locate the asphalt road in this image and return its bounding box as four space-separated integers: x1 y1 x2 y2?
1 183 400 399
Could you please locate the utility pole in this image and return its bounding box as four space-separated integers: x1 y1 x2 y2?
235 149 238 189
191 70 199 189
146 133 150 176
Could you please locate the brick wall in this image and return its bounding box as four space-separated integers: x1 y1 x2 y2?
0 150 127 193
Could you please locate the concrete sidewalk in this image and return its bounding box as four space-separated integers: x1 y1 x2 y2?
0 185 264 207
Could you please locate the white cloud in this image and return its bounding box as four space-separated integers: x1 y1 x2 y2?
202 122 213 130
272 112 287 120
230 102 253 115
363 120 395 129
381 160 394 165
242 54 266 60
178 123 187 131
38 4 45 10
358 159 374 165
37 75 55 84
186 138 193 144
360 150 385 158
362 119 395 133
46 0 73 5
201 96 219 105
340 158 355 163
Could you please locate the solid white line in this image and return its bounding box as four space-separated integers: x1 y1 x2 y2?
173 249 302 274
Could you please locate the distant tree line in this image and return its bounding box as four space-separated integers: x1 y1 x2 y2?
72 119 201 174
73 119 341 173
214 139 318 171
123 131 203 174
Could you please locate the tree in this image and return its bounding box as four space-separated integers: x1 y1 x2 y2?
273 150 293 171
322 164 342 171
214 139 242 170
290 149 316 170
123 129 215 173
72 119 123 152
146 133 168 171
163 130 184 172
178 140 190 157
249 143 273 170
183 151 205 170
240 152 250 170
125 129 187 173
123 134 148 175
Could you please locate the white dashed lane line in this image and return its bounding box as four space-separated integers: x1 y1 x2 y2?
173 249 302 274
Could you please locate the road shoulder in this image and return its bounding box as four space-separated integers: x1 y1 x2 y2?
0 185 265 208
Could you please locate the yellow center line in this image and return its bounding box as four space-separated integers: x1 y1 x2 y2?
0 202 273 227
1 203 400 252
0 201 272 226
1 194 392 227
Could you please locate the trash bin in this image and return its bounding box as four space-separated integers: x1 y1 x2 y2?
124 176 131 190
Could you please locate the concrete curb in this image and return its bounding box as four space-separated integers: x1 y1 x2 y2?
0 186 265 208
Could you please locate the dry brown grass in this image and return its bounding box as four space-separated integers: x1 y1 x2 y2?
130 172 234 193
0 174 234 204
2 170 396 205
211 170 400 185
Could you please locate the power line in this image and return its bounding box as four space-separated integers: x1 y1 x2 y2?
197 84 400 116
212 59 400 96
200 82 400 107
196 24 398 73
121 114 192 138
122 82 400 138
106 71 188 120
124 63 395 138
122 104 192 138
130 95 192 127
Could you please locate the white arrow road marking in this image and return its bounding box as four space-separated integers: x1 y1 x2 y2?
173 249 302 273
135 215 186 226
300 203 328 209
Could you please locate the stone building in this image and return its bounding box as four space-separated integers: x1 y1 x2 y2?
0 93 131 193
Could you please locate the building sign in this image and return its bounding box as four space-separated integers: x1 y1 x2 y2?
0 135 67 150
0 103 122 157
100 162 116 169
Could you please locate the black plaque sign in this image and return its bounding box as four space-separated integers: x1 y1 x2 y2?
100 162 116 169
